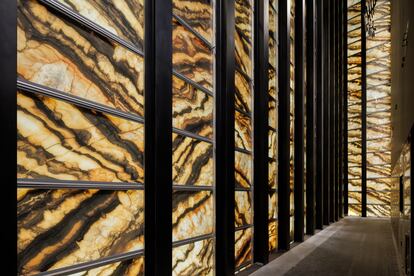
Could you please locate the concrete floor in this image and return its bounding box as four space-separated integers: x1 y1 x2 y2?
252 217 401 276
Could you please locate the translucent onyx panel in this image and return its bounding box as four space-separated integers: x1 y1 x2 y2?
173 0 213 43
348 128 362 142
269 191 277 220
172 238 214 276
172 134 213 186
235 151 252 188
17 189 144 274
367 150 391 167
172 190 213 241
17 91 144 183
269 220 278 252
367 190 390 205
235 111 252 151
348 78 362 94
235 228 252 268
235 191 253 227
348 140 362 156
367 111 391 125
367 124 391 140
348 204 362 216
173 19 213 91
173 76 213 139
367 137 391 152
269 3 277 40
367 97 391 113
367 165 392 178
75 257 144 276
269 158 277 189
367 204 391 217
349 192 362 204
269 97 277 129
348 40 362 56
367 86 391 102
17 0 144 116
348 65 362 79
269 66 277 99
348 104 361 117
348 55 361 68
348 166 361 179
235 71 252 113
348 115 362 130
56 0 144 50
269 38 277 69
235 0 253 78
269 129 277 159
348 153 362 165
348 179 362 192
367 178 394 192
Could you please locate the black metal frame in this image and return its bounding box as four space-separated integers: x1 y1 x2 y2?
328 0 335 223
253 0 270 264
334 0 339 222
305 0 316 235
144 0 172 274
361 0 367 217
215 0 236 273
278 0 292 251
343 0 349 216
294 0 305 242
315 0 324 229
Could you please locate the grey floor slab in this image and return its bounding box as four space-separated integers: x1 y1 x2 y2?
252 217 400 276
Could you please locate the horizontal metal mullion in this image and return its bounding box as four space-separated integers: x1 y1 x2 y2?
235 147 252 155
236 66 253 84
235 186 252 192
17 79 145 124
173 127 213 144
236 260 254 271
269 125 277 133
173 184 214 191
366 40 390 52
36 249 144 276
235 107 252 118
235 224 253 231
172 233 214 248
366 68 389 78
366 82 391 90
17 179 144 190
39 0 144 56
172 70 214 97
172 13 213 50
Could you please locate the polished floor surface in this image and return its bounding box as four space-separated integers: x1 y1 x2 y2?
253 217 401 276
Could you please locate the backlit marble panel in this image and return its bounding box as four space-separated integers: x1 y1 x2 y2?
235 0 253 78
172 134 213 186
367 190 390 205
235 191 253 227
17 91 144 183
235 228 252 268
269 66 277 99
269 129 277 159
269 97 277 129
367 97 391 113
349 192 362 204
348 166 362 180
367 204 390 217
348 204 362 216
367 178 393 192
269 191 277 220
348 116 362 130
367 165 392 178
172 238 214 276
235 71 252 113
348 128 362 142
18 0 144 116
75 256 144 276
348 141 362 155
235 151 252 188
173 0 213 43
173 190 213 241
348 154 362 164
235 111 252 151
173 19 213 91
269 158 277 189
367 151 391 165
173 76 213 139
18 189 144 274
269 220 278 252
367 124 391 140
367 137 391 152
348 179 362 191
56 0 144 50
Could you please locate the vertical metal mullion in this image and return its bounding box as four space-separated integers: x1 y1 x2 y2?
305 0 316 235
215 0 236 273
343 0 349 216
294 0 305 242
334 0 339 222
278 0 292 251
315 0 324 229
0 0 17 263
322 0 330 226
338 0 344 218
328 0 335 223
361 0 367 217
253 0 269 264
144 0 172 274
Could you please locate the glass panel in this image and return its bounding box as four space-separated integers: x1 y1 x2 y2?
235 228 252 268
172 0 213 43
17 91 144 183
172 134 213 186
173 76 213 139
18 188 144 274
235 151 252 188
235 110 252 151
173 19 213 91
172 238 214 275
235 191 253 227
18 0 145 116
172 190 213 242
56 0 144 50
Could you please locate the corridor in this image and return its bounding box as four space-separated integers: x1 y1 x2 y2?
254 218 400 276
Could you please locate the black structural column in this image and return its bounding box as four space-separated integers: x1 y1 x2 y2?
343 0 349 216
278 0 292 251
328 0 335 223
215 0 236 273
338 0 344 218
361 0 367 217
305 0 316 235
315 0 324 229
254 0 269 264
144 0 172 274
294 0 305 242
334 0 339 221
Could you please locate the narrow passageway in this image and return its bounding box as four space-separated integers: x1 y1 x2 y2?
253 217 400 276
